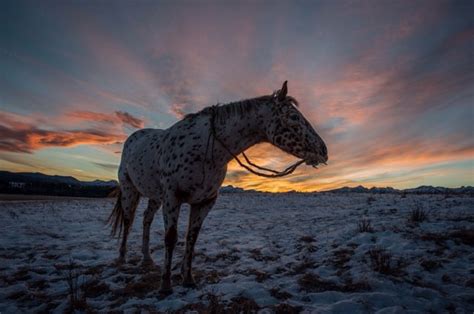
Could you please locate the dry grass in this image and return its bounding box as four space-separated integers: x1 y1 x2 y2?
367 196 376 205
296 236 317 253
82 278 111 298
409 204 427 223
298 273 370 293
273 303 303 314
358 219 374 233
367 247 406 276
193 269 222 284
64 259 89 313
177 294 260 313
241 268 270 282
269 287 293 300
421 229 474 247
420 259 442 272
299 235 315 243
332 248 354 276
248 248 279 262
121 272 161 298
450 229 474 246
205 251 240 263
291 259 316 275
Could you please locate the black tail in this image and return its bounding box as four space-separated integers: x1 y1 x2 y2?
108 189 125 238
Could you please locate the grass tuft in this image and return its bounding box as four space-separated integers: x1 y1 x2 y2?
358 219 374 233
367 247 406 276
409 204 427 223
64 259 88 312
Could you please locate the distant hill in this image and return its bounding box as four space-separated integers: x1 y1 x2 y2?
0 171 117 198
326 185 474 195
220 185 259 193
220 184 474 195
1 170 472 197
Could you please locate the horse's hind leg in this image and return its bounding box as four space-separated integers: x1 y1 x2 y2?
159 195 181 294
142 198 161 266
118 176 140 264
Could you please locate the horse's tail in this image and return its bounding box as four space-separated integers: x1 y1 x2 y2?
107 187 140 238
108 186 120 198
108 189 124 237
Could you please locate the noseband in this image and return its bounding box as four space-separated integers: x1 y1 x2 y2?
206 105 305 178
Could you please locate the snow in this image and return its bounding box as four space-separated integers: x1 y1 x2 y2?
0 193 473 312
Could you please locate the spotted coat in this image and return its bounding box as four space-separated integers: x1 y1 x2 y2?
109 82 328 293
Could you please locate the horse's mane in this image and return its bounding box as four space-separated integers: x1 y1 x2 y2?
184 94 299 123
184 95 272 121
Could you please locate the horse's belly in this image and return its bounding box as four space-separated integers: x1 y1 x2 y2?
178 165 227 204
133 177 162 198
126 156 163 199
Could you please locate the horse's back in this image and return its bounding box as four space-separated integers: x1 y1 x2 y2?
122 128 163 157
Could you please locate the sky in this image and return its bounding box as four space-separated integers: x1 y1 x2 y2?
0 0 473 192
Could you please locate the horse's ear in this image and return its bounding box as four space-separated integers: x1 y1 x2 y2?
277 81 288 101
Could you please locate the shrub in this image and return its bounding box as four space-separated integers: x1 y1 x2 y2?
368 248 404 276
358 219 374 233
368 248 393 275
367 196 376 205
410 206 427 223
64 259 87 312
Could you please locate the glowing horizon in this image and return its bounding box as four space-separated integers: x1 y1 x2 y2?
0 0 473 192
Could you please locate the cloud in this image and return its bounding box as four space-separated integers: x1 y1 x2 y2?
93 161 119 171
168 103 198 119
69 111 115 124
69 110 145 129
1 1 472 190
0 111 126 153
115 111 144 128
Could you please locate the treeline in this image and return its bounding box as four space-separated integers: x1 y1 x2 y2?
0 171 118 198
0 181 117 198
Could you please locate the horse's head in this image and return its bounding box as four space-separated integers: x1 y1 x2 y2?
265 81 328 167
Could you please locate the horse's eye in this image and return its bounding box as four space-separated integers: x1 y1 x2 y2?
290 115 298 121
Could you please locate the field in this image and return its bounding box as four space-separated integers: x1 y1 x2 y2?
0 192 473 313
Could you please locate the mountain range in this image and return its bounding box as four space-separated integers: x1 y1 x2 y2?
0 171 472 196
325 185 474 195
0 171 117 187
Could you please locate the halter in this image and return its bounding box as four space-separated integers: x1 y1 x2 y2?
207 105 305 178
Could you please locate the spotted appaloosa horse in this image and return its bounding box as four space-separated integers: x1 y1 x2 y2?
109 81 328 294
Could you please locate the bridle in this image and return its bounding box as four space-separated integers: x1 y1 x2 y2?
206 105 305 178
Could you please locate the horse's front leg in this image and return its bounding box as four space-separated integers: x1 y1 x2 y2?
159 197 181 294
181 196 217 287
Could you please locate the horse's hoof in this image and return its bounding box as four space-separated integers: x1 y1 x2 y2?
115 257 125 267
182 275 196 288
158 287 173 296
182 281 197 288
141 258 154 268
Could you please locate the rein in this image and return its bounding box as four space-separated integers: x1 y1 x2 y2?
207 105 305 178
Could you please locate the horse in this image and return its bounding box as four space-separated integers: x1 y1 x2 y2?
108 81 328 294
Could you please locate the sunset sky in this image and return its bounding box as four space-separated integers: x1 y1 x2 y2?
0 0 473 192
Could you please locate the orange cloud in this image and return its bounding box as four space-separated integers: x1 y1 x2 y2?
0 110 126 153
69 110 145 129
168 103 198 119
114 111 145 128
222 131 474 192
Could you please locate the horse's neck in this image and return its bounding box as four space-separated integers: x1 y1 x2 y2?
212 104 270 164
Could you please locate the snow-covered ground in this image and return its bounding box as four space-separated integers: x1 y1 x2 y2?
0 193 473 313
